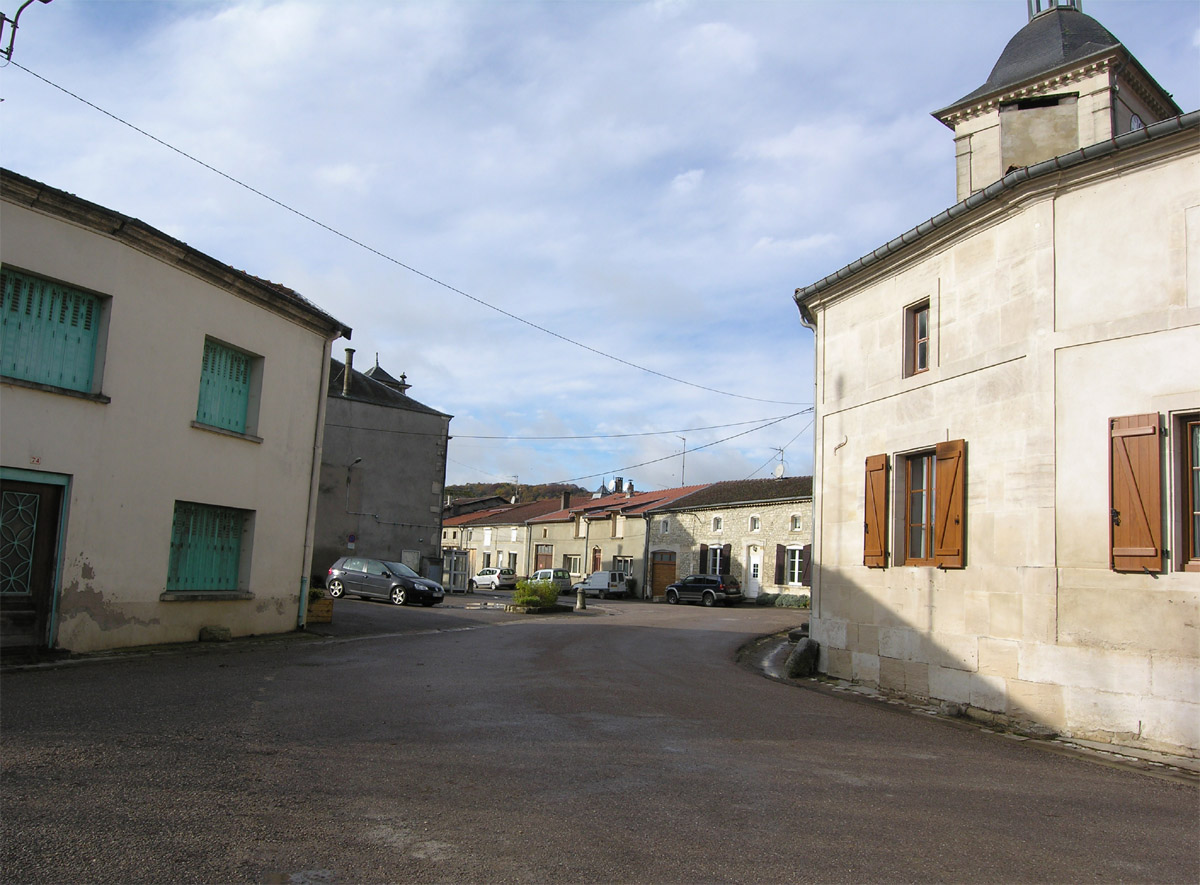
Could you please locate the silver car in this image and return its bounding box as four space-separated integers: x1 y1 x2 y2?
530 568 572 595
470 567 517 591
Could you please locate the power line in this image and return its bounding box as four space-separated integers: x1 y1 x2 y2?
550 409 810 485
10 61 809 407
744 416 814 479
327 414 800 441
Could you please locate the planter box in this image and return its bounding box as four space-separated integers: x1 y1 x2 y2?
306 596 333 624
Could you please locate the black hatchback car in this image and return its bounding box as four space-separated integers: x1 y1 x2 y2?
326 557 445 606
664 574 742 607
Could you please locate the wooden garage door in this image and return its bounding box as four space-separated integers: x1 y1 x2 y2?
650 551 676 598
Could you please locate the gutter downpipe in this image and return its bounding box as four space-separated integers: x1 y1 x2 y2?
641 512 652 600
796 301 820 622
298 334 338 628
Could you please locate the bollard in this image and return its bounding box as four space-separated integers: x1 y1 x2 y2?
575 587 587 611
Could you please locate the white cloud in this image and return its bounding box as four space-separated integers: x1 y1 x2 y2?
4 0 1196 489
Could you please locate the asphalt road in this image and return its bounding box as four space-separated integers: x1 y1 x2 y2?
2 595 1197 884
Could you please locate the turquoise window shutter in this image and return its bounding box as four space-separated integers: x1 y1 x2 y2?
196 339 250 433
1 270 100 393
166 501 244 591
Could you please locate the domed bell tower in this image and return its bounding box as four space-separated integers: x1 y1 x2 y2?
933 0 1182 201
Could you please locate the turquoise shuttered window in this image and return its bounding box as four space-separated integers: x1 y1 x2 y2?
1 269 101 393
166 501 245 591
196 339 251 433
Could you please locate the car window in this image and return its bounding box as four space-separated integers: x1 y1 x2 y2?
343 558 366 572
365 560 388 576
382 560 420 578
500 569 515 576
554 570 569 579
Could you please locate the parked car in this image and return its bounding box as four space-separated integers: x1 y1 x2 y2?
530 568 572 595
571 570 630 599
664 574 742 607
326 557 445 606
470 567 518 591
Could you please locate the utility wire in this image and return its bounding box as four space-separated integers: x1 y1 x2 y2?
10 61 809 406
744 416 814 479
550 409 810 485
327 414 797 441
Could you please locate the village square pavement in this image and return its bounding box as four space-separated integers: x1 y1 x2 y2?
1 596 1197 884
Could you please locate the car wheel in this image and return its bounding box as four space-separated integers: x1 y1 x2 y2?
599 589 607 600
702 591 716 607
666 589 679 604
391 587 407 605
327 579 345 599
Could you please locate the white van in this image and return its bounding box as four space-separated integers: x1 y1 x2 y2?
571 570 630 599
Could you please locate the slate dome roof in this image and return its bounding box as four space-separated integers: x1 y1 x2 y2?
953 7 1121 106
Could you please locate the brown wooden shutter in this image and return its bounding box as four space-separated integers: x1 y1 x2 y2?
864 454 888 568
934 439 966 569
1110 414 1163 573
698 543 709 574
775 544 786 584
721 543 731 575
801 544 812 586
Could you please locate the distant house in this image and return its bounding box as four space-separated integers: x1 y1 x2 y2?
313 348 452 585
442 494 593 589
1 169 350 653
647 477 813 599
795 4 1198 754
527 480 705 597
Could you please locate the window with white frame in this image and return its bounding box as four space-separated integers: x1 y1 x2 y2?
483 527 492 547
749 515 761 532
790 515 803 531
564 553 582 575
613 556 633 574
712 516 723 532
660 519 669 534
708 546 726 574
785 546 805 585
510 527 518 543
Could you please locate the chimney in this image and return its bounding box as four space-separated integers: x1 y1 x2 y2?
625 481 634 498
342 348 355 397
561 490 571 510
614 477 624 493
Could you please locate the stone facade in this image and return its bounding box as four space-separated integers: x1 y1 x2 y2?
796 8 1199 755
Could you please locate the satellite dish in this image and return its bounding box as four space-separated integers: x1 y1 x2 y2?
773 462 785 478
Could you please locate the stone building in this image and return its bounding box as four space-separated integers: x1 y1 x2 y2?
794 3 1198 754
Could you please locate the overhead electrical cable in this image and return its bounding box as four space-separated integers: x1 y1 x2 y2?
549 409 810 485
10 61 809 406
744 416 814 479
326 414 796 441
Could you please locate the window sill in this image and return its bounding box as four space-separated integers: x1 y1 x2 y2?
191 421 263 444
2 375 110 404
160 591 254 602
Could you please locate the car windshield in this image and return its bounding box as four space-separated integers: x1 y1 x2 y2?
500 569 514 575
382 561 420 578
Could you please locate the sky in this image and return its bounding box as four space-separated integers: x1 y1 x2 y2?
2 1 1197 492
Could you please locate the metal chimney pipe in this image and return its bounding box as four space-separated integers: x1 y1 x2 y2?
343 348 355 396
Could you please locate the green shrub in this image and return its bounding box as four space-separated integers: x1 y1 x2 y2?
512 579 560 608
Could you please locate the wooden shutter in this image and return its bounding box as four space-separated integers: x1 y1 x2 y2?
720 543 732 575
1110 414 1163 573
698 544 708 574
774 544 786 584
934 439 966 569
801 544 813 586
864 454 888 568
